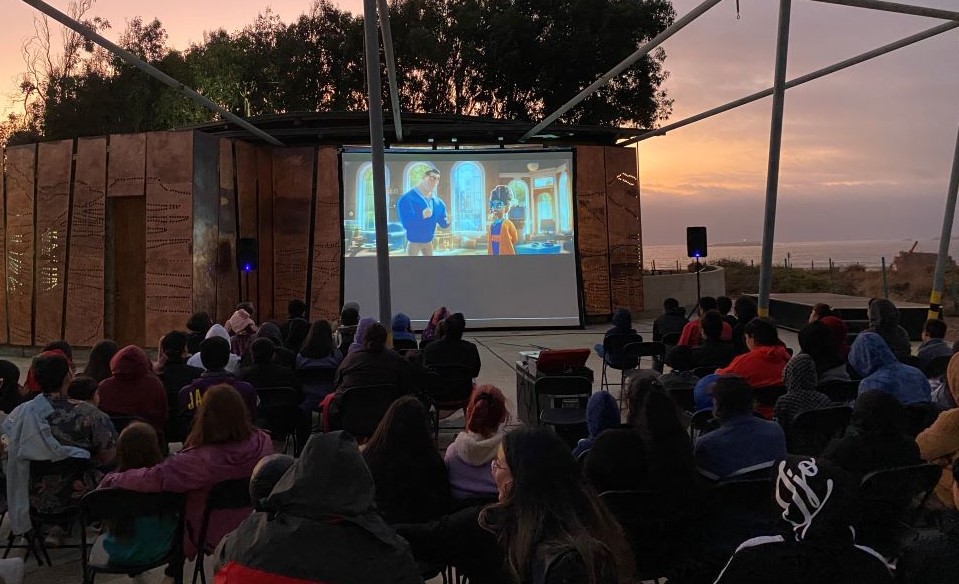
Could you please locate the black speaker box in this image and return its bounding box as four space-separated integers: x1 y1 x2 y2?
686 227 707 258
237 238 258 272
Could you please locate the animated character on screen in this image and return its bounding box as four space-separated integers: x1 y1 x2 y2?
487 185 518 256
397 168 449 256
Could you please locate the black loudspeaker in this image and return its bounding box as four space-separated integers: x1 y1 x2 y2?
237 238 258 272
686 227 707 258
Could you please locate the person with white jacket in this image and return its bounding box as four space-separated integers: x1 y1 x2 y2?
444 385 509 501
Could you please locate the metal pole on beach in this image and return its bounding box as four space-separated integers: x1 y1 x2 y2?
928 125 959 320
364 0 393 325
758 0 792 318
881 257 888 299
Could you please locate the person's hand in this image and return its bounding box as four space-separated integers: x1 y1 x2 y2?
422 208 432 219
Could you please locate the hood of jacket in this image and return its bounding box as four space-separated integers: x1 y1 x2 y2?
751 344 792 365
390 313 415 341
774 455 858 544
783 353 818 393
109 345 152 379
586 391 620 438
256 322 283 346
611 308 632 331
226 309 257 336
947 353 959 405
453 430 505 465
206 324 230 343
868 298 901 330
849 332 897 377
349 318 377 353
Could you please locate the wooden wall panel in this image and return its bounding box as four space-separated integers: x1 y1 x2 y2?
34 140 73 345
0 153 7 344
216 140 239 324
256 147 274 322
272 148 314 318
145 132 194 345
310 147 342 321
574 146 611 319
64 137 106 346
192 133 219 321
604 146 643 313
107 134 146 197
235 141 259 313
6 145 37 345
113 196 146 347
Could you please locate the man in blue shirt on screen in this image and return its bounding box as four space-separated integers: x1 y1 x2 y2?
397 168 449 256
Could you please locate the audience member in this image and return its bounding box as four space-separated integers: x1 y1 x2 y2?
82 339 119 383
0 360 23 414
362 396 450 524
97 345 168 436
717 295 737 329
248 453 295 511
187 324 241 373
186 312 214 355
658 346 699 395
67 375 99 403
807 302 833 323
731 296 759 353
24 347 74 394
715 318 790 413
918 318 952 371
213 432 421 584
480 428 633 584
774 354 832 430
278 299 308 346
391 313 416 343
652 297 688 343
422 313 482 378
295 320 343 411
334 322 412 393
333 301 361 355
917 357 959 510
349 317 377 354
91 422 177 568
178 337 258 436
593 308 640 367
691 310 737 368
283 317 310 355
156 332 203 442
42 340 74 364
445 386 509 502
572 391 620 459
822 390 921 477
239 339 299 393
849 332 930 405
931 350 959 410
694 376 786 480
693 373 721 412
714 455 893 584
226 309 258 361
798 320 849 383
103 385 272 562
678 297 733 348
250 322 295 369
867 298 913 361
421 306 451 346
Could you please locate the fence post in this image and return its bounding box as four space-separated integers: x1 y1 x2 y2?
881 256 889 299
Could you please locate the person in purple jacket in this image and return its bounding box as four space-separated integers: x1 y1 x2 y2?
176 336 258 439
444 385 509 502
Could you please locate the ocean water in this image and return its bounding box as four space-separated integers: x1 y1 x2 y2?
642 238 959 271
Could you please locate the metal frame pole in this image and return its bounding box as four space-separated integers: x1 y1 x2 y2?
622 20 959 145
20 0 283 146
519 0 723 142
377 0 404 142
758 0 793 318
364 0 393 325
928 125 959 320
810 0 959 21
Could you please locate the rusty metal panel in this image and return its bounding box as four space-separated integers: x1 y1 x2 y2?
574 146 611 318
107 134 146 197
34 139 73 345
6 145 37 345
0 149 8 344
272 148 314 319
605 146 643 313
256 147 274 322
310 147 342 322
234 141 259 313
215 139 239 324
192 132 219 321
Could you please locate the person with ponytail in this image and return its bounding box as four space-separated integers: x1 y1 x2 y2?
445 386 509 502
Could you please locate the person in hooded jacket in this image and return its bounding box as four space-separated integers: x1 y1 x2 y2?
714 455 893 584
678 297 734 349
226 309 258 362
213 431 422 584
866 298 913 362
849 332 930 405
572 391 620 460
333 301 361 355
187 324 242 373
652 298 688 343
798 320 849 383
421 306 450 347
422 313 482 379
243 322 295 369
0 360 23 415
391 313 416 343
774 354 833 431
916 351 959 510
185 312 214 355
715 318 791 417
82 339 119 383
178 337 258 437
97 345 168 437
278 299 308 348
446 386 510 502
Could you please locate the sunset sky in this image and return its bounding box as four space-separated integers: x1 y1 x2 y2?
3 0 958 245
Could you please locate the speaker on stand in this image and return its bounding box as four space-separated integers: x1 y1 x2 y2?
237 238 258 303
686 227 707 309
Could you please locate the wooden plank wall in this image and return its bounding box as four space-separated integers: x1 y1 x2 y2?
0 153 6 345
6 145 37 345
216 140 239 323
191 133 220 321
310 147 343 322
34 140 73 345
256 148 275 322
234 141 259 317
108 133 147 347
604 146 643 313
272 148 316 319
574 146 611 320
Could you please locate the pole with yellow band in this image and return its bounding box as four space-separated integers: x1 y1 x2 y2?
928 124 959 324
928 290 943 322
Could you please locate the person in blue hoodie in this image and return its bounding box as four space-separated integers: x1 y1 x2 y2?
390 313 416 343
849 332 930 405
593 308 640 367
572 391 620 459
397 169 448 256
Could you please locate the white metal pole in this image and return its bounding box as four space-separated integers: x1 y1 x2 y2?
377 0 404 142
810 0 959 21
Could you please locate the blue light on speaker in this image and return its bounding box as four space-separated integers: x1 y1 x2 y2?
694 253 700 258
243 264 252 272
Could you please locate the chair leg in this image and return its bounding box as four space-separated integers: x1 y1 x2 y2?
600 361 609 392
192 553 202 584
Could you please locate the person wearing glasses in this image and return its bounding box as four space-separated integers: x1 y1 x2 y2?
397 168 449 256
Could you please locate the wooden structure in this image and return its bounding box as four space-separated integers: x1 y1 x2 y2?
0 114 642 347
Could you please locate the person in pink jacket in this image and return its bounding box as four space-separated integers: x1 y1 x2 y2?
101 384 272 560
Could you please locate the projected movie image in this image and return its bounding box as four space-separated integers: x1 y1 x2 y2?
342 152 574 257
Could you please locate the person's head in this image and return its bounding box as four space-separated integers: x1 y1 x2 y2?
716 296 733 316
809 303 833 323
116 422 164 471
249 454 295 511
199 336 231 372
611 308 632 331
340 302 360 327
287 299 307 320
256 322 283 346
798 320 842 364
440 312 466 341
665 345 695 372
418 168 441 196
109 345 152 379
42 340 73 362
227 309 257 336
851 390 907 436
624 371 663 427
699 310 724 341
744 317 779 348
67 375 99 403
0 360 23 414
848 332 897 377
733 295 758 322
923 318 947 341
465 385 509 437
300 320 334 358
428 306 450 325
663 297 680 312
363 396 435 464
486 428 632 583
712 375 754 420
185 384 254 447
774 455 859 543
186 312 214 334
783 353 817 394
237 302 255 318
364 322 389 352
585 391 620 439
83 339 119 382
251 338 275 365
868 298 900 329
697 296 717 315
285 318 310 351
33 353 71 395
390 313 412 334
160 331 189 361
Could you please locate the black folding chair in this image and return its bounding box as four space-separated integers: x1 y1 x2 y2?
858 463 941 557
661 332 681 347
599 333 644 395
534 376 592 447
705 477 779 553
337 384 402 440
193 478 252 584
904 402 940 438
80 488 186 584
392 338 418 352
692 366 719 379
295 366 337 392
256 387 302 455
422 364 475 442
666 386 695 413
631 341 667 373
817 380 860 403
689 409 717 439
786 405 853 456
753 385 786 417
922 354 952 379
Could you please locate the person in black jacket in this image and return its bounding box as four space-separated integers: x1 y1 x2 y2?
653 298 688 342
691 311 737 368
422 313 482 379
155 331 203 442
238 339 299 393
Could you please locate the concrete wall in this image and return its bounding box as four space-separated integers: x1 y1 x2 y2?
643 267 726 310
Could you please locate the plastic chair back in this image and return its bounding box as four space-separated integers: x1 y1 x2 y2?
817 380 860 403
338 384 401 439
601 333 645 371
858 463 941 555
787 405 853 456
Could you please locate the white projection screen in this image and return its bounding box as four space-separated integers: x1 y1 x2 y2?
341 149 581 328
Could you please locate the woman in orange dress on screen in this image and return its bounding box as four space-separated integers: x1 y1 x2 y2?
487 185 518 256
